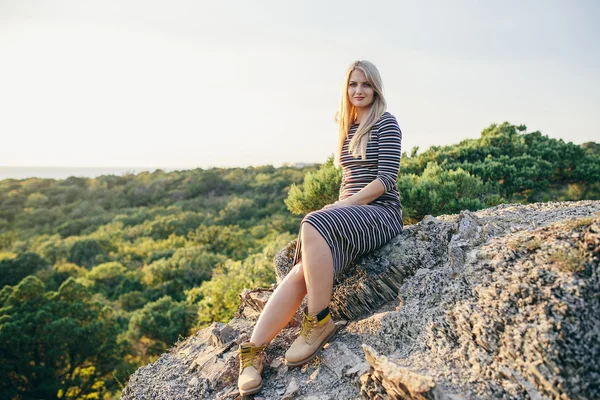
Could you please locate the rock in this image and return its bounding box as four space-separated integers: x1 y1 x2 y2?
345 362 370 377
320 342 363 378
207 322 239 347
445 395 467 400
236 286 304 328
360 344 443 399
121 201 600 400
282 377 300 399
270 357 284 369
235 287 273 321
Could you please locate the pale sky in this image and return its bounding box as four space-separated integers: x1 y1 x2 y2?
1 0 598 168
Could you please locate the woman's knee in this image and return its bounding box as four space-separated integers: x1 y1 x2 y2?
301 224 330 254
301 221 320 243
283 262 305 285
290 262 305 279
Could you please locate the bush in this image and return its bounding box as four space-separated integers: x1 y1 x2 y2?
398 162 503 223
285 156 342 215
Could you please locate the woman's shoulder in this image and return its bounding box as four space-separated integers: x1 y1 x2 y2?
376 111 400 131
376 111 397 123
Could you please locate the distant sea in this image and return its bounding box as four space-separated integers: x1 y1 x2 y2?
0 166 179 181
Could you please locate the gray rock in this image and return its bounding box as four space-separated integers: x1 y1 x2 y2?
121 200 600 400
320 341 363 378
360 344 444 399
282 377 300 399
345 362 370 377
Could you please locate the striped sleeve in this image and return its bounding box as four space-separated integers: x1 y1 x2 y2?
376 115 402 193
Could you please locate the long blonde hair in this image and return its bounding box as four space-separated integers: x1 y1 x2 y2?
335 60 387 165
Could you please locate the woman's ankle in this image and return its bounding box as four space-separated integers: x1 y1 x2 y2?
248 336 268 347
306 306 331 322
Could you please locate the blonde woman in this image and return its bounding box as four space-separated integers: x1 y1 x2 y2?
238 60 404 396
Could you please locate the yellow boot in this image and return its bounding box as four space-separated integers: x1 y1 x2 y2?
237 342 267 396
285 307 337 367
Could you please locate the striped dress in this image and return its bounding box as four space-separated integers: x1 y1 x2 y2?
293 111 404 280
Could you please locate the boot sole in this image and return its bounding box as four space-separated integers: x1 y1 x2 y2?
239 382 262 396
285 325 337 367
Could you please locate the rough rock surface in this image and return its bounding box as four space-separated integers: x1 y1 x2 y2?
121 200 600 400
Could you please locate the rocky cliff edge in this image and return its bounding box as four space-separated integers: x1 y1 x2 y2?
121 200 600 400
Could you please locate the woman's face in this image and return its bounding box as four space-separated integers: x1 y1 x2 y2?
347 69 375 109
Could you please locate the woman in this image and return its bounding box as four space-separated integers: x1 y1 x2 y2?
237 60 404 396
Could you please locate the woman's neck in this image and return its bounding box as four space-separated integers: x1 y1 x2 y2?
355 107 370 124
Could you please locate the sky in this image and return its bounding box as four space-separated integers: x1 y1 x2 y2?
0 0 598 169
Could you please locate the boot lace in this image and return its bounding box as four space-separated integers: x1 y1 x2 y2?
239 344 266 370
300 312 318 341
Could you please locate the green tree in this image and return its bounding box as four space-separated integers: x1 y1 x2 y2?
217 197 258 226
118 291 148 311
68 238 108 268
0 276 124 399
190 224 255 260
0 252 48 288
193 235 290 327
285 156 342 215
398 162 503 223
143 248 226 301
87 262 128 299
128 296 197 355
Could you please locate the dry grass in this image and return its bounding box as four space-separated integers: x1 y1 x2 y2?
560 217 595 232
549 247 588 273
507 236 542 252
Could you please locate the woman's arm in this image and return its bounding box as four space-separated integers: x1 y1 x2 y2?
333 178 385 206
324 115 402 209
375 115 402 193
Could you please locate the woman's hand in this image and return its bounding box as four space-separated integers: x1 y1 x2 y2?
322 201 347 210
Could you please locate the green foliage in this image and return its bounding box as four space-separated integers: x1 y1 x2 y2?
192 234 292 327
146 248 175 264
117 234 187 269
0 252 49 288
398 162 503 223
190 224 256 260
118 290 148 311
400 122 599 202
88 261 127 282
29 234 70 264
217 196 258 226
143 247 227 301
35 262 87 292
87 262 132 299
0 276 124 399
68 238 108 268
285 156 343 214
0 231 17 249
147 212 208 240
128 296 197 353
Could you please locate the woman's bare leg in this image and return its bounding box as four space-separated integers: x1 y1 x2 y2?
300 223 334 313
249 262 307 346
249 221 334 346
